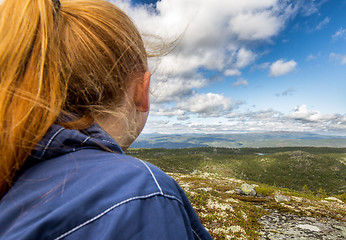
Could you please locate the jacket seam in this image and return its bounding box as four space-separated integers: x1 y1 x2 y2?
192 229 202 240
53 192 184 240
138 159 163 194
39 127 65 159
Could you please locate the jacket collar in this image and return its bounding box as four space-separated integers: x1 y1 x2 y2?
28 123 124 164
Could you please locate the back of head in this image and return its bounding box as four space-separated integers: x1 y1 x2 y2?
0 0 147 197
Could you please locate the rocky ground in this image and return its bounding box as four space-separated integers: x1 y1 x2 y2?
259 210 346 239
168 171 346 240
258 195 346 240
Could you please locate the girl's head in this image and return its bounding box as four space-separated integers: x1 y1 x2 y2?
59 0 148 119
0 0 149 196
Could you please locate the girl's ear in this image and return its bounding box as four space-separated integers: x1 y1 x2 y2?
134 71 151 112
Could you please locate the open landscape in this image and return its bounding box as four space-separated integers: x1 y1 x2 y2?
121 0 346 238
127 147 346 239
132 132 346 149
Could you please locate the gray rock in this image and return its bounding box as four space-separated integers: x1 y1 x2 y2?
240 183 256 196
274 194 291 203
296 224 320 232
258 210 346 239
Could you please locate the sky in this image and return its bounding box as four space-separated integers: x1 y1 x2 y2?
110 0 346 135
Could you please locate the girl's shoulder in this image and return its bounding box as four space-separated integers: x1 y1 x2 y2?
0 124 211 239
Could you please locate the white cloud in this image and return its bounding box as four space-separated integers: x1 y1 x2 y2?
150 107 185 117
109 0 303 108
151 76 207 103
177 93 233 117
332 28 346 40
225 69 241 76
234 48 256 68
111 0 298 77
316 16 330 30
296 0 326 17
330 53 346 65
269 59 297 77
143 106 346 134
106 0 345 135
228 10 284 41
232 79 248 87
291 104 335 122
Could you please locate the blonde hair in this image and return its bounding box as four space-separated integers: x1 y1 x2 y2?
0 0 147 197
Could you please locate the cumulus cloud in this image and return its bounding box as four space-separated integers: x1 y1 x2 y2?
176 93 234 117
108 0 307 117
269 59 297 77
111 0 300 91
106 0 342 134
291 104 336 122
232 78 248 87
234 48 256 68
329 53 346 65
151 76 207 103
228 10 284 41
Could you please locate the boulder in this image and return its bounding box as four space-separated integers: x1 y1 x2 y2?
240 183 256 196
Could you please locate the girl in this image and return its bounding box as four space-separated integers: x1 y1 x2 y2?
0 0 212 239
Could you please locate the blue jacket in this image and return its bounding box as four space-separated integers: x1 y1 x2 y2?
0 124 212 240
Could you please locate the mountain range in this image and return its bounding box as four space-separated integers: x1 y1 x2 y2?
131 131 346 148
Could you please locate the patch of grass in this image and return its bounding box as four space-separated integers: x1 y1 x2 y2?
255 186 275 196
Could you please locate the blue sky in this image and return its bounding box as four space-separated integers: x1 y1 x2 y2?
110 0 346 135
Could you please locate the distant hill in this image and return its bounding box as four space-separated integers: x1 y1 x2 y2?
131 132 346 148
127 146 346 195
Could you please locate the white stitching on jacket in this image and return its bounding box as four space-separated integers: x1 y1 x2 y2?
100 138 120 147
192 229 202 240
82 136 91 144
53 192 184 240
39 127 65 159
161 193 183 205
138 159 163 195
